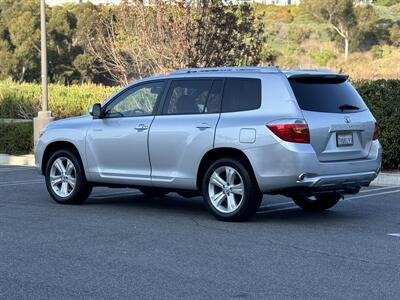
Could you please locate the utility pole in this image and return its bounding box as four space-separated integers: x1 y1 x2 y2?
34 0 54 147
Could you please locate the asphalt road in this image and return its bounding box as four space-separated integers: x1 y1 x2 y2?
0 165 399 299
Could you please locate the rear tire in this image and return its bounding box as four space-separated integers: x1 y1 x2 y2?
292 192 341 211
202 158 262 221
45 149 92 205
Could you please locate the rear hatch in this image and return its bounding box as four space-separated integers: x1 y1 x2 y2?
288 75 375 162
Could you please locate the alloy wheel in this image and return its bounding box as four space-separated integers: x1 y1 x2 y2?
208 166 244 214
50 157 76 198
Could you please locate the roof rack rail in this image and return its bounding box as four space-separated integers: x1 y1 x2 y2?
283 68 336 73
171 66 280 75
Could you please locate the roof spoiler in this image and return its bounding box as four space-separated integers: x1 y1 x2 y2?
288 73 349 80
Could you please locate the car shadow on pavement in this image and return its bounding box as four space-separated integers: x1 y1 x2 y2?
254 207 364 224
83 192 362 224
86 193 209 216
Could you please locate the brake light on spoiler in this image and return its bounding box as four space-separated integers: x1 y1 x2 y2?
267 120 310 144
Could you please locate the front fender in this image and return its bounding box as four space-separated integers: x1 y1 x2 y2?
35 122 90 176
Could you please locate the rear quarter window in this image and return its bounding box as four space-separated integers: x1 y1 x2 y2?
222 78 261 113
289 77 367 113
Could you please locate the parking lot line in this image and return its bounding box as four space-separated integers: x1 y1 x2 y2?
0 166 35 172
359 186 397 193
263 201 293 208
346 189 400 200
388 233 400 238
257 206 299 214
0 179 43 187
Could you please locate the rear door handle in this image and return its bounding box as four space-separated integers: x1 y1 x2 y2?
135 124 149 131
196 123 212 130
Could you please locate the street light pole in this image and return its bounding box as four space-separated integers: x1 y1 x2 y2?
34 0 53 147
40 0 48 112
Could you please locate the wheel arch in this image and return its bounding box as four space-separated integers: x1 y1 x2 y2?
196 147 259 191
41 141 84 175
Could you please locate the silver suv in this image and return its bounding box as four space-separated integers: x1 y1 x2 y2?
35 67 381 221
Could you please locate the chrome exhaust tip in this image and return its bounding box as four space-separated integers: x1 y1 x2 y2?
297 173 307 182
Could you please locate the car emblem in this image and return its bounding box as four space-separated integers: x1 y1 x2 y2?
344 116 351 124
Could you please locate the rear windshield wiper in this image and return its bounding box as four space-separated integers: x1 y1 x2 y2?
339 104 360 112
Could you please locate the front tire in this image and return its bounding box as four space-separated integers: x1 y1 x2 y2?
292 192 342 211
202 158 262 221
45 149 92 205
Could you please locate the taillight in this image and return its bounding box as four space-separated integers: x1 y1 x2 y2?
373 122 378 140
267 121 310 144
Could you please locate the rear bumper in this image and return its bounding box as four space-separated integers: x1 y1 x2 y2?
296 170 377 189
245 140 382 193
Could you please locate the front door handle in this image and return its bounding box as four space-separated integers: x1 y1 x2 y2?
196 123 212 130
135 124 149 131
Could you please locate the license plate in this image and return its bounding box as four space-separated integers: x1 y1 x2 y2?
336 132 353 147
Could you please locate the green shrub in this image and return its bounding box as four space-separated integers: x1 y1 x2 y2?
310 50 337 66
0 80 118 119
286 25 311 44
355 80 400 170
374 0 400 7
371 45 384 59
0 120 33 154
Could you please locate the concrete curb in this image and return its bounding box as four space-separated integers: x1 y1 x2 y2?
0 154 399 186
0 154 35 167
0 119 32 124
371 172 400 186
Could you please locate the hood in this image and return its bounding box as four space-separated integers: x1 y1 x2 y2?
47 115 92 129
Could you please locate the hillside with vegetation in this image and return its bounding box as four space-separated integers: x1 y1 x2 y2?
0 0 399 85
254 1 400 79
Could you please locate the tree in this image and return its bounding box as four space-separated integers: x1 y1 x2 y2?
47 5 80 84
186 0 264 67
86 0 188 85
390 23 400 47
86 0 264 85
0 0 100 84
301 0 357 62
70 2 102 83
0 1 16 80
0 0 41 81
352 4 381 51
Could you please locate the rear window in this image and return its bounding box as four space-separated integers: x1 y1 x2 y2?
222 78 261 112
289 77 367 113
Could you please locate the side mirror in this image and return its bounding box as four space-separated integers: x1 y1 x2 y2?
89 103 102 118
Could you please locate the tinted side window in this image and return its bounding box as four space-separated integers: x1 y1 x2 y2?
163 80 213 115
289 77 367 113
222 78 261 113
